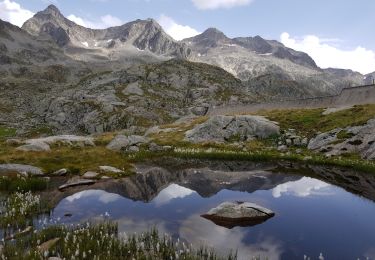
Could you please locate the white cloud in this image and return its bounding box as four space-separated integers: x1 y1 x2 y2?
158 14 200 41
192 0 253 10
0 0 34 27
67 14 123 29
281 32 375 74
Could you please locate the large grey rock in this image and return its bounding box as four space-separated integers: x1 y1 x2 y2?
308 119 375 160
58 177 96 191
99 166 124 174
185 115 279 143
106 135 149 151
0 164 44 176
201 201 275 229
52 168 68 176
82 171 99 179
307 128 342 150
16 135 95 152
25 135 95 146
122 82 144 96
106 135 130 151
16 142 51 152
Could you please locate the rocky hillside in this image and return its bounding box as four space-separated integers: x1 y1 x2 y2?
182 28 365 99
22 5 190 62
0 55 257 134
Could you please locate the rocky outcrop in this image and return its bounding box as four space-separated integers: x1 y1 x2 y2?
185 115 279 143
308 119 375 160
16 135 95 152
0 164 44 176
106 135 148 152
58 177 96 191
201 201 275 229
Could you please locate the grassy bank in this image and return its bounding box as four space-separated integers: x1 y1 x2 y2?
131 147 375 174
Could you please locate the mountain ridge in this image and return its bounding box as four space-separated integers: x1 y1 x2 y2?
22 5 191 60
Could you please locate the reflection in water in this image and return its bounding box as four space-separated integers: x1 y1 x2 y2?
180 214 283 260
272 177 331 198
153 184 195 206
66 190 122 204
52 164 375 260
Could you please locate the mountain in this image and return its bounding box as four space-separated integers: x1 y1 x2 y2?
1 19 257 134
182 28 365 98
22 5 190 62
0 4 372 135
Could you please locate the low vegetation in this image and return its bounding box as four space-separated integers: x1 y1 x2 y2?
0 176 48 192
0 126 16 140
0 190 237 260
0 145 133 175
257 104 375 138
2 222 237 260
0 191 47 229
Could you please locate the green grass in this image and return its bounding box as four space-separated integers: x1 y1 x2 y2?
0 176 48 192
0 143 134 175
258 104 375 138
0 126 16 139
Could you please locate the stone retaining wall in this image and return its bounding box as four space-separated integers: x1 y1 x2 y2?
209 84 375 115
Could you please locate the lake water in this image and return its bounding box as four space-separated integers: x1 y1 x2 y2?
50 162 375 260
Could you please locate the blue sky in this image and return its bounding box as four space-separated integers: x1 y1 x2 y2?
0 0 374 73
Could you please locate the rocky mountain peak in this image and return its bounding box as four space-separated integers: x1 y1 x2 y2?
44 4 62 15
200 27 228 41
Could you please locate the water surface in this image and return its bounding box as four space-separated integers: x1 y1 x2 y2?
50 163 375 260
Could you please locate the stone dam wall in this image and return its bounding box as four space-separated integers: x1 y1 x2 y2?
209 84 375 115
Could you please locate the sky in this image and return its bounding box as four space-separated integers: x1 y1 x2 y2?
0 0 374 74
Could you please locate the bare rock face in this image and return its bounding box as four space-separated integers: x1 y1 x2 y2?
22 5 190 60
16 135 95 152
185 115 279 143
201 201 275 229
58 177 96 191
308 119 375 160
183 28 365 98
106 135 148 152
0 164 44 176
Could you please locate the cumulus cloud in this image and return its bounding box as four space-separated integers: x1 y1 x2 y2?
280 32 375 74
67 14 123 29
158 14 200 41
192 0 253 10
0 0 34 27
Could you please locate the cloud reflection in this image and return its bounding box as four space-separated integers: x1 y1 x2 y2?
65 190 122 204
153 184 195 206
272 177 331 198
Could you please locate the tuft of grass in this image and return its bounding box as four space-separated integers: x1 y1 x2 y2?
336 130 355 140
0 191 48 230
0 126 16 140
0 176 48 192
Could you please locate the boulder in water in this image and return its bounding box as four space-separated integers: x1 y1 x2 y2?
201 201 275 229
